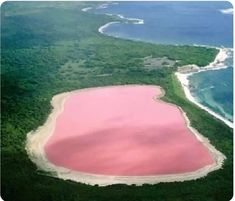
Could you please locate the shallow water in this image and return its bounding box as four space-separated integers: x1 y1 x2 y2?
190 52 233 122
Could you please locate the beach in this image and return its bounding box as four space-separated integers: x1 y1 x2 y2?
98 22 120 34
3 2 233 200
25 85 226 186
97 14 144 35
115 14 144 24
94 2 233 127
81 2 144 26
25 7 231 185
97 13 233 128
175 48 233 128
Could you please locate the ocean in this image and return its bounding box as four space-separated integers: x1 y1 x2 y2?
91 1 233 122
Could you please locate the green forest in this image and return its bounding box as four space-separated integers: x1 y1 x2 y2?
1 2 233 201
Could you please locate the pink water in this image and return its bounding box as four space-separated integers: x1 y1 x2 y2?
45 86 214 176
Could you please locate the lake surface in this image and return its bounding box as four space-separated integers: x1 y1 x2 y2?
93 1 233 122
45 86 214 176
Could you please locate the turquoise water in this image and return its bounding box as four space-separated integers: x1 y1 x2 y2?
92 2 233 123
190 52 233 121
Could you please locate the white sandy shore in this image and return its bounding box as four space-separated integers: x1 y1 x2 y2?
98 13 144 34
26 85 226 186
98 21 120 34
82 2 144 34
175 48 233 128
115 14 144 24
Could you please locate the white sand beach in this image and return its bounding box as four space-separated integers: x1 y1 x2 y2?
115 14 144 24
175 48 233 128
98 13 144 35
98 22 120 34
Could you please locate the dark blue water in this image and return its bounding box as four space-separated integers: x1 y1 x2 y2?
93 1 233 122
95 2 233 47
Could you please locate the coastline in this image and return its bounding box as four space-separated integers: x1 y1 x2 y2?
97 17 233 128
25 85 226 186
82 3 144 35
97 12 233 128
97 13 144 34
82 2 144 27
25 2 231 186
175 48 233 128
113 14 144 24
92 2 233 128
98 21 120 34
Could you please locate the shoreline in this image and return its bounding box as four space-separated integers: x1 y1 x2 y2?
25 85 226 186
93 2 233 126
82 2 144 28
98 14 144 34
98 21 120 34
111 13 144 25
175 47 233 128
97 15 233 128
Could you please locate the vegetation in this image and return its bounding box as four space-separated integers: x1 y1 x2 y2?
1 2 232 201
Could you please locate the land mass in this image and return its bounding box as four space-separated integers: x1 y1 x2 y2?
1 2 233 201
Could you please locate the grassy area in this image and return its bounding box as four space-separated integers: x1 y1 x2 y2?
1 2 232 201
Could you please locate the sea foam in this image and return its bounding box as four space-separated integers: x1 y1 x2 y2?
220 8 233 14
81 7 92 12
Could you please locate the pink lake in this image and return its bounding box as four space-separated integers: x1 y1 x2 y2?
44 85 214 176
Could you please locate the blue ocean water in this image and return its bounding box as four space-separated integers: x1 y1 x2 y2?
94 1 233 122
190 53 233 122
95 2 233 47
